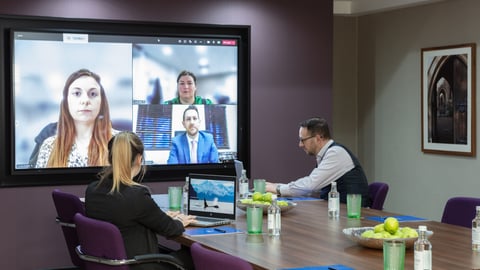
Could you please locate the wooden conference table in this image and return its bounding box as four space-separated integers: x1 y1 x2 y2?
175 199 480 270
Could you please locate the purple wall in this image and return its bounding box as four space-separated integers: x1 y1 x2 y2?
0 0 332 269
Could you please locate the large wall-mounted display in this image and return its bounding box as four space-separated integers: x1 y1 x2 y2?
0 15 250 187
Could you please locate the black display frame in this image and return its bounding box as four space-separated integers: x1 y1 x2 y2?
0 14 250 187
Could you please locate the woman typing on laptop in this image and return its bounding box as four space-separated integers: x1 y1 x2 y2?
84 131 196 270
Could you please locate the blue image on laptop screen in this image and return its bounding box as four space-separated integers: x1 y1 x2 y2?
188 174 236 219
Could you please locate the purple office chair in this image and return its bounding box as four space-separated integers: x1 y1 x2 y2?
52 189 86 269
73 213 185 270
368 182 389 210
190 242 253 270
441 197 480 228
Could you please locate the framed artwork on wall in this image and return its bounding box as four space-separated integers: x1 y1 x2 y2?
421 43 476 156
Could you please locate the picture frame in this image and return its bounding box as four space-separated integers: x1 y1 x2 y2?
421 43 476 156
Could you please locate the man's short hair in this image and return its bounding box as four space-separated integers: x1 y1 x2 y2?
182 105 199 121
299 117 331 139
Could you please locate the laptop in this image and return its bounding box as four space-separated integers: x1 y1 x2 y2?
187 173 237 227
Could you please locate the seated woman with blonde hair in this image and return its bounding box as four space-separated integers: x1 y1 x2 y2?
85 131 196 270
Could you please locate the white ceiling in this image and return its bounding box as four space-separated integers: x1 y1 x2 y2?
334 0 447 16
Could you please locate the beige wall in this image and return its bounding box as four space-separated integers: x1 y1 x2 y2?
333 16 358 153
334 0 480 221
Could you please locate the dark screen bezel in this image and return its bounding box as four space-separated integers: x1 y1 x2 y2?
0 15 250 187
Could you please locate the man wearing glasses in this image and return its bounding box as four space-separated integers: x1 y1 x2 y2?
265 117 370 206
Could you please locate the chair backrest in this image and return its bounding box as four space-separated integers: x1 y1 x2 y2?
190 242 253 270
74 213 185 270
74 213 129 270
441 197 480 228
52 189 86 268
368 182 389 210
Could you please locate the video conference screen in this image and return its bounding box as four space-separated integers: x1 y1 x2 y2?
12 30 239 170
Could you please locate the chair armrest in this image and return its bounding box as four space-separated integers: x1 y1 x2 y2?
134 253 185 269
76 245 184 269
55 217 76 228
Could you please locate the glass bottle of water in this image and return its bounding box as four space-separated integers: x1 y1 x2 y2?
268 194 281 236
328 182 340 218
473 206 480 251
414 225 432 270
182 176 189 214
239 169 249 199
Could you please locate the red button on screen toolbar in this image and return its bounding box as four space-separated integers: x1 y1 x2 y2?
222 40 236 46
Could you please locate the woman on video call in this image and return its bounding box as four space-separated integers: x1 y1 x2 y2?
35 69 115 168
164 70 213 105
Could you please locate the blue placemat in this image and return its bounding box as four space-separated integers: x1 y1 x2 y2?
184 226 243 236
279 264 354 270
278 197 322 202
365 215 427 222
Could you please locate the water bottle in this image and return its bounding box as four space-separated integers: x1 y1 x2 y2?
328 182 340 218
414 225 432 270
182 176 189 214
473 206 480 251
239 169 249 199
267 194 281 236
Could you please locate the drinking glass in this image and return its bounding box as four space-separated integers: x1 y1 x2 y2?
168 186 182 211
346 193 362 218
253 179 266 193
383 239 405 270
246 206 263 234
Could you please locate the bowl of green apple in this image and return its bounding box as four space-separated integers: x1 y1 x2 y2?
237 192 296 214
343 217 433 249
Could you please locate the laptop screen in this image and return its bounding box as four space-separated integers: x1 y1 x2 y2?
188 173 237 220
